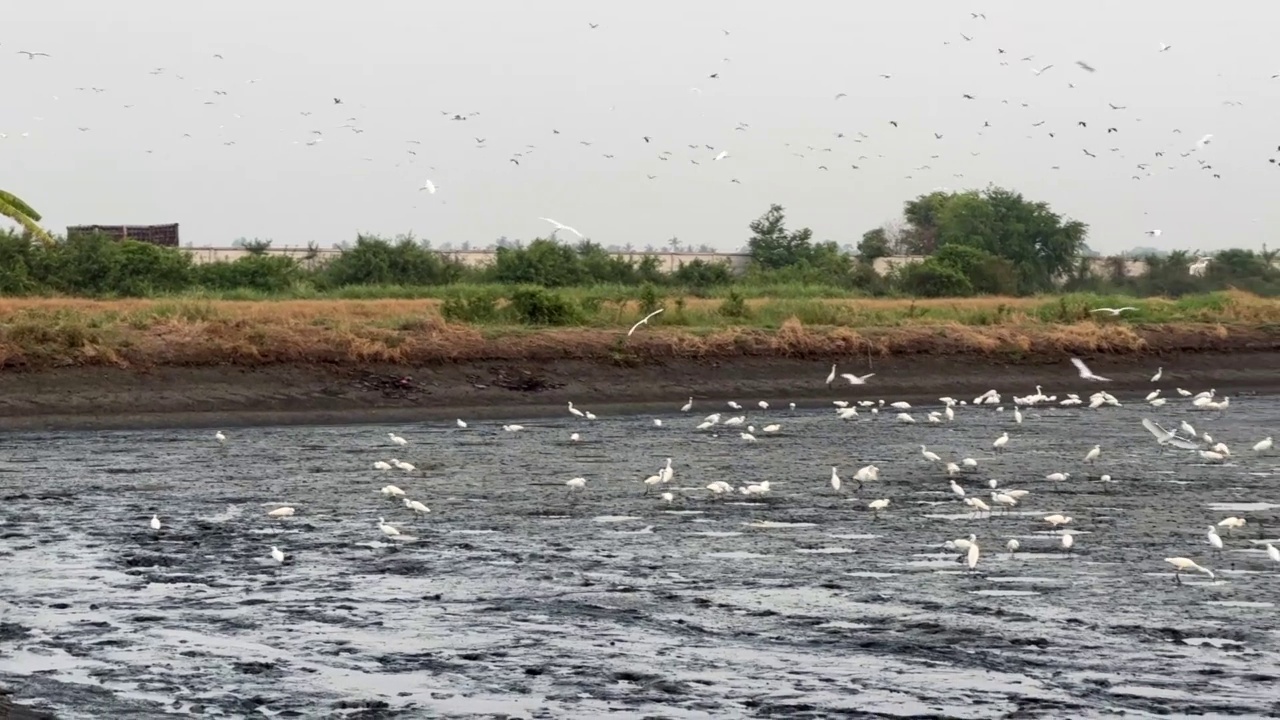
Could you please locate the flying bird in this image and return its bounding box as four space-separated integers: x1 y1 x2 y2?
538 217 584 239
627 308 665 337
1091 306 1138 315
1031 64 1054 76
17 50 51 59
419 179 436 194
1076 60 1096 72
841 373 875 385
1070 357 1112 382
1145 229 1162 237
1158 42 1172 52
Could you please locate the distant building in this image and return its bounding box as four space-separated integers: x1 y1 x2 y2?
66 223 180 247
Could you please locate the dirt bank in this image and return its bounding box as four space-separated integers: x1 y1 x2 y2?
0 338 1277 431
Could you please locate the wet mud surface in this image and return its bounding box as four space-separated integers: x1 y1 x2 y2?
1 388 1279 718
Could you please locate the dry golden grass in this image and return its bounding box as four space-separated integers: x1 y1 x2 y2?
0 294 1276 370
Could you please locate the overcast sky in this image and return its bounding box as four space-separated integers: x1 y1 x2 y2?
4 0 1276 254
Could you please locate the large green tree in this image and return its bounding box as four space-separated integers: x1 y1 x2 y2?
746 204 816 270
0 189 52 244
900 186 1088 291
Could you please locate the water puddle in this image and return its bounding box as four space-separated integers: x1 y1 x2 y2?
692 531 742 538
970 589 1041 596
794 547 854 554
1208 502 1278 512
703 551 769 559
1204 600 1274 608
591 515 643 523
744 521 817 529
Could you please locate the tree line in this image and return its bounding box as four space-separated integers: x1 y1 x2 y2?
1 184 1277 298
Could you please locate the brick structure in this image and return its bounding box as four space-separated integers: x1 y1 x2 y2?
65 223 180 247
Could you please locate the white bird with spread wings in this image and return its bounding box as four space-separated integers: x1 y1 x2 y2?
627 308 664 336
1071 357 1111 382
419 179 436 194
539 217 584 239
840 373 875 385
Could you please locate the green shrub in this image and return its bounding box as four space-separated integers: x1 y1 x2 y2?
506 288 583 325
718 289 750 319
440 289 499 323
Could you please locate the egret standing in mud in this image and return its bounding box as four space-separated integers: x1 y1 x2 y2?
388 433 407 446
967 541 981 573
270 546 285 564
215 431 227 443
681 397 693 412
1165 557 1214 584
868 498 889 517
149 515 161 534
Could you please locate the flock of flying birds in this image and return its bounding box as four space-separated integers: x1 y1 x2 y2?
143 357 1276 586
6 11 1277 244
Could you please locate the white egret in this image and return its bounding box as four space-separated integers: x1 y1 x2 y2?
456 419 467 428
830 467 841 493
993 432 1009 452
538 217 584 238
1267 544 1280 564
381 485 405 498
374 460 392 470
1046 472 1070 482
1044 514 1072 527
1089 307 1137 316
388 432 407 446
660 492 674 504
570 432 580 442
1165 557 1214 584
1084 445 1101 463
270 546 285 564
419 179 437 194
1006 539 1020 555
681 397 693 412
1206 526 1223 554
405 498 430 515
1254 437 1273 452
653 418 663 427
868 498 890 516
1151 367 1162 382
215 431 227 443
566 477 587 491
150 515 161 531
758 400 769 409
1071 357 1112 381
921 445 941 462
378 517 401 537
1062 534 1075 553
949 479 965 498
825 364 836 386
627 308 664 336
503 424 524 432
567 402 584 417
268 507 296 518
967 541 980 571
841 373 875 385
762 424 781 432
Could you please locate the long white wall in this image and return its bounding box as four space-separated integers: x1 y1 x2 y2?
181 246 1155 277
